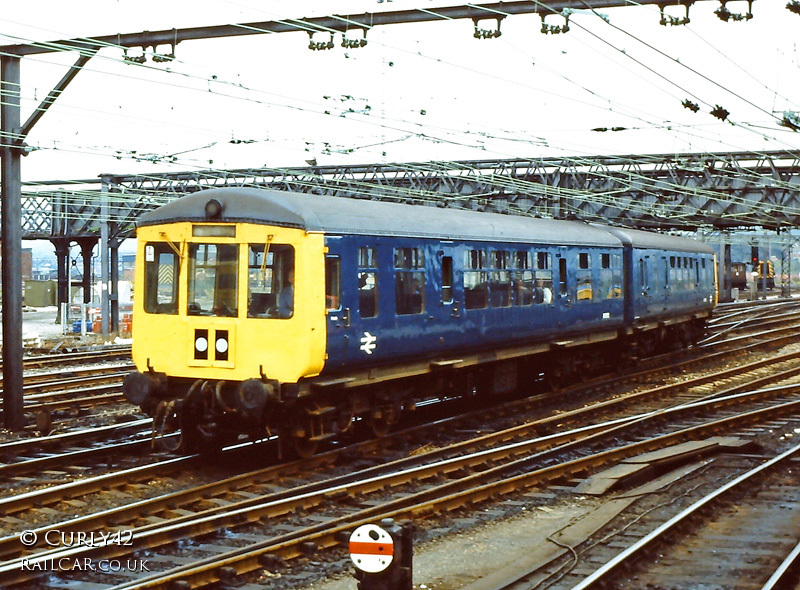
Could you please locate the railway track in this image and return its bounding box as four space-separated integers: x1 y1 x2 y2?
3 329 800 588
535 442 800 590
1 345 131 371
0 299 797 589
4 378 800 588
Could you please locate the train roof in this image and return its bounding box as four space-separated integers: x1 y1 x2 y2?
600 226 715 255
139 188 707 252
140 188 622 246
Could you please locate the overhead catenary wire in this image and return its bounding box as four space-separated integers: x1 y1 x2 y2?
0 2 788 163
1 1 799 222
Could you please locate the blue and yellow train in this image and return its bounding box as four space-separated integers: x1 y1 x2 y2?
123 187 717 456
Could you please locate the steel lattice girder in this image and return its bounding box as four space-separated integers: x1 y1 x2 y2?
6 150 800 241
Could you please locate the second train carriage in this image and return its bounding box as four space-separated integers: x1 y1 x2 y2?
123 187 716 455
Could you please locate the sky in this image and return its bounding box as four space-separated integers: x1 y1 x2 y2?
2 0 799 180
2 0 800 257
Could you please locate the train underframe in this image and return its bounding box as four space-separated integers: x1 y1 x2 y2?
124 316 708 457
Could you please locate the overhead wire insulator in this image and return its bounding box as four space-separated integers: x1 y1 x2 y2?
711 105 730 121
659 3 691 26
715 0 754 21
682 99 700 113
473 17 503 39
540 11 570 34
308 32 335 51
122 48 147 64
779 111 800 131
152 30 177 63
342 28 369 49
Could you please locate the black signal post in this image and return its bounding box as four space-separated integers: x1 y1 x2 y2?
1 55 24 431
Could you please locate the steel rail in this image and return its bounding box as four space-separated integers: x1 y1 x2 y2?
6 382 800 589
0 417 150 456
0 454 196 517
761 538 800 590
0 345 131 370
17 370 129 395
82 395 800 590
0 437 154 479
568 440 800 590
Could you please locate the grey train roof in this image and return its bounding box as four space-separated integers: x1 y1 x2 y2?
600 226 715 255
139 187 705 251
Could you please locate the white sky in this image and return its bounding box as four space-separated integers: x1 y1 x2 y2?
2 0 799 185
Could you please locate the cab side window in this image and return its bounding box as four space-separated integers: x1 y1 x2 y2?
325 256 341 310
247 244 294 318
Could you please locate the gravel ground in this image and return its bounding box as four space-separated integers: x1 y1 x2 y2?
296 425 800 590
2 306 131 348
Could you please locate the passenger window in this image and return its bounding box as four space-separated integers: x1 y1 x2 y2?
512 251 534 306
576 252 592 303
358 246 378 318
558 257 568 297
442 256 454 304
534 252 553 304
325 256 341 310
597 251 621 300
489 250 511 307
464 249 488 309
143 243 179 315
670 255 680 286
395 247 424 315
247 244 294 319
611 253 622 298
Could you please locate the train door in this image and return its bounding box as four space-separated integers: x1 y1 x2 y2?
557 255 572 307
325 245 366 368
660 255 670 311
354 244 381 360
638 255 652 317
324 252 349 367
439 244 462 323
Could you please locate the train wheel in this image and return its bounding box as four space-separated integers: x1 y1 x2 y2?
152 399 189 453
366 406 397 438
291 436 319 459
290 420 320 459
286 412 323 459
